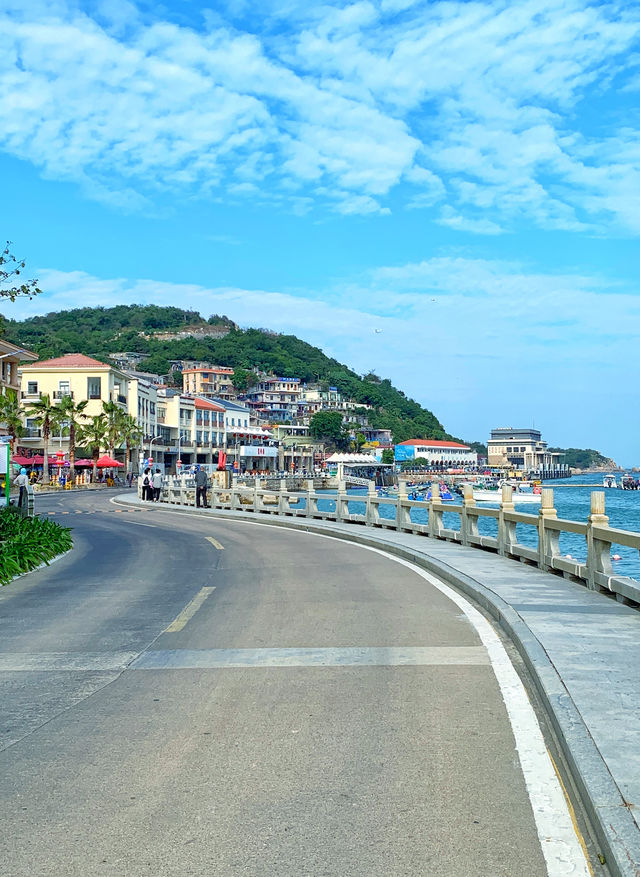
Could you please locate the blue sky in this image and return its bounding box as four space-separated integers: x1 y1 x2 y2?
1 0 639 463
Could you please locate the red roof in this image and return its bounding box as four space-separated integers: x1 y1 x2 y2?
194 397 225 411
397 439 471 449
22 353 112 369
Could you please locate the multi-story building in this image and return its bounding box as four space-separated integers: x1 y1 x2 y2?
245 376 301 422
127 376 158 443
19 354 130 454
1 339 37 438
194 397 226 466
211 397 277 473
487 427 565 473
182 366 235 401
394 439 478 468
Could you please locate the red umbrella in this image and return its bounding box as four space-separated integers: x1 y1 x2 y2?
96 455 124 468
32 454 65 465
74 459 94 467
11 455 33 466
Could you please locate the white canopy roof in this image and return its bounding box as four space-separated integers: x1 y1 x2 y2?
326 453 380 464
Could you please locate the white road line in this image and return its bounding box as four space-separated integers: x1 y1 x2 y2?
132 645 489 669
121 519 158 529
164 586 216 633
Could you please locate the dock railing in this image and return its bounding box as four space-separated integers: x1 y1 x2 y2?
154 477 640 608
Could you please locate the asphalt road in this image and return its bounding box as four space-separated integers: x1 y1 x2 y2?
0 490 578 876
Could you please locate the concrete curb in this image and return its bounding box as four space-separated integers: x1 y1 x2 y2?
114 495 640 876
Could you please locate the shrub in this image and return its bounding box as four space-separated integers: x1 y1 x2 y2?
0 507 73 586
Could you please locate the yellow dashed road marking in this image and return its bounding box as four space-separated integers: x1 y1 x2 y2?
165 586 216 633
206 536 225 550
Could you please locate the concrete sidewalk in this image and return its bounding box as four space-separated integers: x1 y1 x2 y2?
114 493 640 876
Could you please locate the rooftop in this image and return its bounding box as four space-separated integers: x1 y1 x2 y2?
397 439 471 449
21 352 113 370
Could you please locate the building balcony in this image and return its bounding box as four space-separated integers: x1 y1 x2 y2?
53 390 74 400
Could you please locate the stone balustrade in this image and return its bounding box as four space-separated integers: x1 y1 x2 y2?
155 477 640 608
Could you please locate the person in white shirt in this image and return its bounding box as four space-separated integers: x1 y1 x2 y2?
13 468 29 505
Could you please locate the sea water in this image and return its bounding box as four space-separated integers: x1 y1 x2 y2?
317 473 640 581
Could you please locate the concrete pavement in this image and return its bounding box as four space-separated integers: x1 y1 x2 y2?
0 490 595 876
112 490 640 877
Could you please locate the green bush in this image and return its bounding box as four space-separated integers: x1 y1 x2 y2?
0 507 73 586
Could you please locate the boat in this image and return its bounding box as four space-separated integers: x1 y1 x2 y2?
472 480 542 504
603 475 618 489
620 475 638 490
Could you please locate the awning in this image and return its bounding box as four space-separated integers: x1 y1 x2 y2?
96 455 124 468
326 453 380 464
228 427 271 437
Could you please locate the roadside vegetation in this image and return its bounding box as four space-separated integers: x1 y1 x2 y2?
0 507 72 586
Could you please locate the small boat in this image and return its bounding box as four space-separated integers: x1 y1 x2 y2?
603 475 618 489
425 483 456 502
472 480 542 504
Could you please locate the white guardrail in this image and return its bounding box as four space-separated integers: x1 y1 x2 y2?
153 479 640 608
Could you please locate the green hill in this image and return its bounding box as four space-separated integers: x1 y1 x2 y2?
548 447 614 470
2 304 448 443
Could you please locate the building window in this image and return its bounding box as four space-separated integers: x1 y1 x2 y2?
87 377 101 399
27 381 38 395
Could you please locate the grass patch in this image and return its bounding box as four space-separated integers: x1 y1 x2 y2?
0 507 73 586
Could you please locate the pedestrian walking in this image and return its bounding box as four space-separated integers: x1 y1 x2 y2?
152 468 163 502
195 466 209 508
127 471 134 488
141 467 153 501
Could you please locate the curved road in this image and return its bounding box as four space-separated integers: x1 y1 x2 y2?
0 490 590 876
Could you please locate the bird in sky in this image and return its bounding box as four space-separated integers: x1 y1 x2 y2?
374 328 383 333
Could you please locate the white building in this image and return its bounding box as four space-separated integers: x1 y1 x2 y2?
394 439 477 468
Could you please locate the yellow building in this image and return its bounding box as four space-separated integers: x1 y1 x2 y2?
19 353 130 453
182 366 235 400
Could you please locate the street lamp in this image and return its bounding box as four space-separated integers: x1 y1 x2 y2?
145 434 164 472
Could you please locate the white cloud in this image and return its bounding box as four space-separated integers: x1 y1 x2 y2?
437 207 503 236
0 1 638 229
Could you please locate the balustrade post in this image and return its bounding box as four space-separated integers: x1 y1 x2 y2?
278 478 288 515
396 482 411 531
305 479 315 518
254 477 263 512
538 488 559 571
587 491 612 591
428 482 443 538
365 480 378 526
498 484 516 556
460 484 477 546
335 480 347 522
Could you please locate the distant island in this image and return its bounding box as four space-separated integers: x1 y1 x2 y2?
548 447 617 471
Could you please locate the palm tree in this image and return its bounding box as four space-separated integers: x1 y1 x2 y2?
23 393 64 485
57 396 88 485
0 390 25 453
102 400 125 459
78 415 108 483
118 414 143 477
